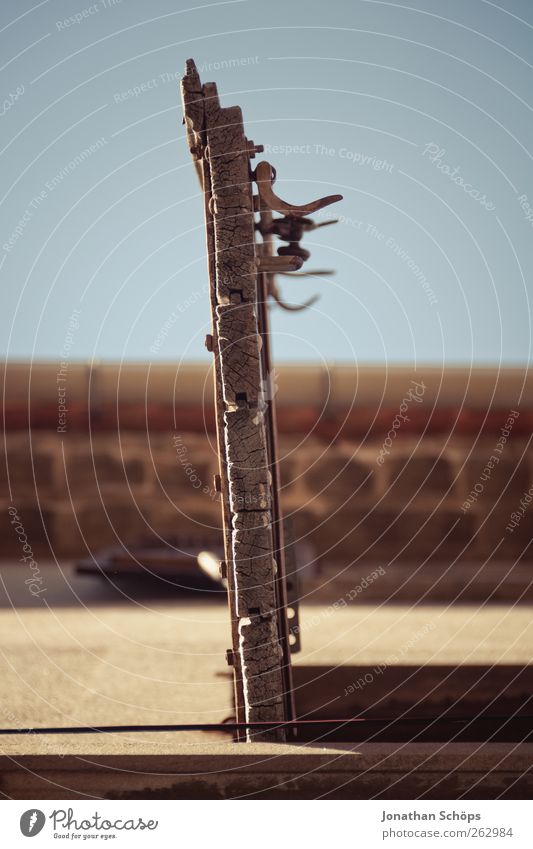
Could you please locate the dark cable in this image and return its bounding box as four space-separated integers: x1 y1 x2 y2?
0 715 531 735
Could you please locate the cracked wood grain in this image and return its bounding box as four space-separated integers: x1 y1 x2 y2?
216 303 262 406
232 511 276 616
224 404 271 514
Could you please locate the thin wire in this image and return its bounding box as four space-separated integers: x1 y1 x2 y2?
0 716 531 735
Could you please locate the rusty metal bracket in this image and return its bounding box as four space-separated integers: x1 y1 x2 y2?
254 161 342 216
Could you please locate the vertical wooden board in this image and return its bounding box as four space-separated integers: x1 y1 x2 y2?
182 60 288 737
204 90 257 305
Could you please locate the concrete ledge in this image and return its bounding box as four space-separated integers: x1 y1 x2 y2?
1 743 532 799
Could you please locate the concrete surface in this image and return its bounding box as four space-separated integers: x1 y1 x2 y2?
2 743 532 799
0 562 532 798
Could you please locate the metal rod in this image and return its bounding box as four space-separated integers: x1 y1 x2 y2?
257 204 296 727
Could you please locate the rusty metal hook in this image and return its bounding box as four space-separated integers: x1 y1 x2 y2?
254 161 342 216
268 278 319 312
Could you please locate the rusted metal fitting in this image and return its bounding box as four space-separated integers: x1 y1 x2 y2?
246 138 264 159
190 143 204 160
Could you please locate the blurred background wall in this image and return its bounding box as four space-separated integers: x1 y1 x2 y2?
2 361 532 601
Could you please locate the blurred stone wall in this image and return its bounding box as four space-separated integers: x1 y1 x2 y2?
2 361 531 570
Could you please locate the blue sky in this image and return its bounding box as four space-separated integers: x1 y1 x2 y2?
1 0 532 365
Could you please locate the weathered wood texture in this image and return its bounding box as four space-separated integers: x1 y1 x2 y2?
181 60 286 736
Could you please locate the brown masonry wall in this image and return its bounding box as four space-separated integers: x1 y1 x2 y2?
1 362 532 572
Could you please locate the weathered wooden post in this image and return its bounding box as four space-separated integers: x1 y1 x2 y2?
181 59 341 740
